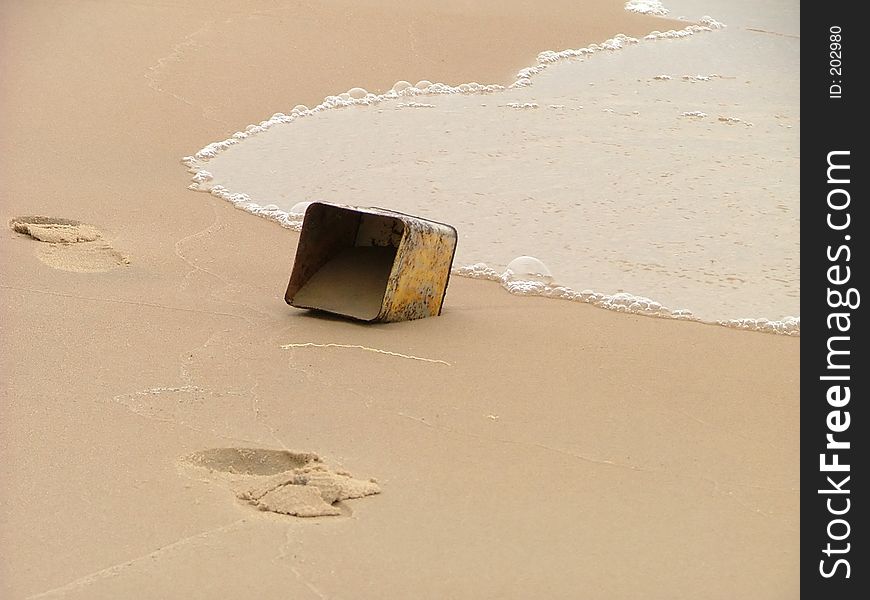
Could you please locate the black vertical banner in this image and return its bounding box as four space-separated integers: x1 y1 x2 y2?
803 3 867 597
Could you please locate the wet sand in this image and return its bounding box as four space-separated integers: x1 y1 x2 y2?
189 2 799 325
1 1 797 598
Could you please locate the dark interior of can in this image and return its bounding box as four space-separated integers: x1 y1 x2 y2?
286 203 404 321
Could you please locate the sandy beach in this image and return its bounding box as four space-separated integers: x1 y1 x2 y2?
1 1 798 598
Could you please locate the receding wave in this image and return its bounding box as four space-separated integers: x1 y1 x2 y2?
181 2 799 335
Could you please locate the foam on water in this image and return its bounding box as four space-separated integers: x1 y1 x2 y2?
396 102 437 109
181 0 799 336
625 1 670 16
456 260 799 335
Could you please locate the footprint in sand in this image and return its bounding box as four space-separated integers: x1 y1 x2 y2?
180 447 380 518
9 215 129 272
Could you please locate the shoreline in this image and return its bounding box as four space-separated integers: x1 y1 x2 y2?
181 12 798 336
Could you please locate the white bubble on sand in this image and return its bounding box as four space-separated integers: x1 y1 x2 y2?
505 256 553 283
289 201 312 216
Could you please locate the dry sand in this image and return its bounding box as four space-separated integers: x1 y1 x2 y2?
1 1 797 598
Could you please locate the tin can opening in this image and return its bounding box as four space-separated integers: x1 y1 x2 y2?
286 203 405 321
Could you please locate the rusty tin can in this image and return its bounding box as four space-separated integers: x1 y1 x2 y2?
285 202 458 322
